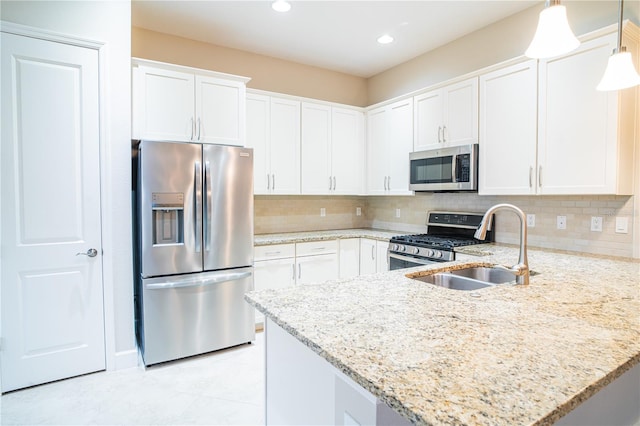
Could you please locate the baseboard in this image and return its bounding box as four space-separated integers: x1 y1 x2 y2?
112 348 139 370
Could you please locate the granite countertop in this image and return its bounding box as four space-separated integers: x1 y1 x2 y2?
254 228 401 246
245 244 640 425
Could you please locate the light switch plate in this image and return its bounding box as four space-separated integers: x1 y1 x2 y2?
395 208 401 218
356 207 362 216
320 208 326 217
591 216 603 232
615 217 628 234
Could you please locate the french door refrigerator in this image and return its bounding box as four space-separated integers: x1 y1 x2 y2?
135 140 255 366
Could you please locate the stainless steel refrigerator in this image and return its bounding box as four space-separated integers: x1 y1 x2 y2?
134 140 255 366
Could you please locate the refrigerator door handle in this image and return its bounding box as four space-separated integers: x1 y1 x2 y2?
204 160 212 252
194 161 202 253
145 271 253 290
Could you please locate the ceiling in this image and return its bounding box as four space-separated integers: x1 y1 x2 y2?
132 1 539 78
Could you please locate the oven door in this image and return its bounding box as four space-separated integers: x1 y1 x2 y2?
388 252 448 271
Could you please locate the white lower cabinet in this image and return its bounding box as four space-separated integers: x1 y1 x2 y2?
339 238 360 279
265 318 409 426
296 240 339 286
360 239 389 275
254 244 296 325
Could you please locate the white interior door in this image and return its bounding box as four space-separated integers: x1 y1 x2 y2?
1 32 105 393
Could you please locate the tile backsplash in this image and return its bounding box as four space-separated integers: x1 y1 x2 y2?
255 194 635 258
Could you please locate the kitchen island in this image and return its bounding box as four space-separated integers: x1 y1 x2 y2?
245 244 640 425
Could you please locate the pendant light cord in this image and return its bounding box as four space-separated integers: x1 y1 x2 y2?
616 0 624 54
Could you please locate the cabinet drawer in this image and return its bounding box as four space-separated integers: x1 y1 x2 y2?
296 240 338 257
254 243 295 261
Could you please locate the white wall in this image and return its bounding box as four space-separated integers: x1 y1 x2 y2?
0 1 135 369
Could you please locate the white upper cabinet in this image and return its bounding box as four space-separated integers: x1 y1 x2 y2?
479 59 538 195
246 93 301 195
133 59 248 145
366 98 413 196
479 30 637 196
301 103 364 195
414 77 478 151
537 32 635 195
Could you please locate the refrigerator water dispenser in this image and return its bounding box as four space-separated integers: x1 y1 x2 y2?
151 193 184 245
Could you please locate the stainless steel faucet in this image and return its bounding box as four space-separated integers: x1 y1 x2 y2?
474 203 530 285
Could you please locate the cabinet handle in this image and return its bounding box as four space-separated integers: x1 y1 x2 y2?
529 166 533 188
329 176 333 191
267 174 271 191
387 176 391 190
272 174 276 190
265 251 281 256
197 118 201 141
292 264 296 280
332 176 336 191
442 125 447 143
538 165 543 187
438 126 442 143
190 117 194 140
298 263 301 279
371 245 375 260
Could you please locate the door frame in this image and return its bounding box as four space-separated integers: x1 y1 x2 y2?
0 21 128 388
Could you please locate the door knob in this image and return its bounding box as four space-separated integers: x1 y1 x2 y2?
76 248 98 257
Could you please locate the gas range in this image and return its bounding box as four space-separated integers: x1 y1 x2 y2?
388 211 494 269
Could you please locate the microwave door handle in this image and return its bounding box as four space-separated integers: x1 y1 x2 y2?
451 154 458 183
194 161 202 253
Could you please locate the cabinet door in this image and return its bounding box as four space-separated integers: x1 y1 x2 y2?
301 102 331 194
366 107 389 195
136 65 194 142
196 76 245 146
254 258 296 324
359 239 377 275
414 89 443 151
297 254 338 286
376 241 389 272
387 99 413 195
538 34 618 194
246 93 270 194
332 108 364 195
339 238 360 279
270 97 301 194
443 77 478 147
479 60 538 195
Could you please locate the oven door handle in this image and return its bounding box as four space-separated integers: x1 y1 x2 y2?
388 252 438 266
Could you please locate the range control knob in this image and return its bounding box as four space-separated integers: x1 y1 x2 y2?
398 245 406 252
432 250 443 259
412 247 420 255
425 249 434 257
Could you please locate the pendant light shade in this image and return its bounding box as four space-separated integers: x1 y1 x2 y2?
596 0 640 91
525 2 580 59
597 49 640 91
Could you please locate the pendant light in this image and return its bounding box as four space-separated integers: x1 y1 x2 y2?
596 0 640 91
525 0 580 59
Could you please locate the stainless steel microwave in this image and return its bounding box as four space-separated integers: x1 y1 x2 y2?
409 144 478 192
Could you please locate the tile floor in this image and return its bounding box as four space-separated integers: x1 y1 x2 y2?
0 332 265 425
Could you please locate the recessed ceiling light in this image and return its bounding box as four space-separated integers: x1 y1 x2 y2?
377 34 394 44
272 0 291 12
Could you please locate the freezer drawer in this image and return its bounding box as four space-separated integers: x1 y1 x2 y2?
139 267 255 366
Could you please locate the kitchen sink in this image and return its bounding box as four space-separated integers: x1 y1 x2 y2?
415 273 496 291
411 266 538 291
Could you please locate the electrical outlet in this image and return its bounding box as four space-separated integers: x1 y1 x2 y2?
557 215 566 230
590 216 603 232
526 214 535 228
615 217 628 234
395 208 401 218
320 208 326 217
356 207 362 216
